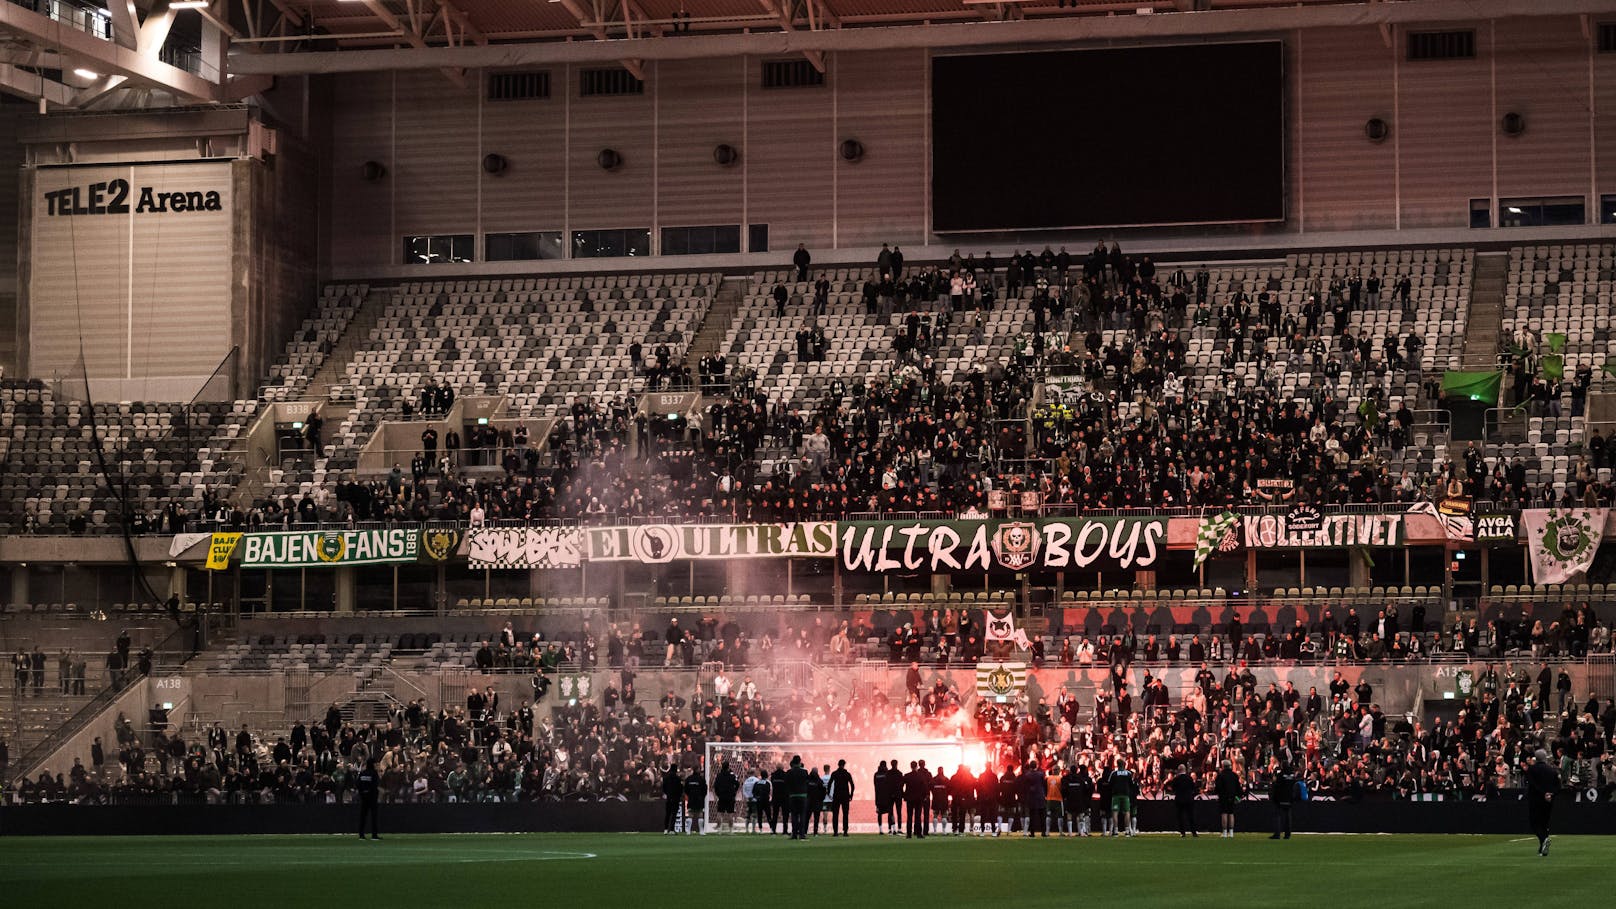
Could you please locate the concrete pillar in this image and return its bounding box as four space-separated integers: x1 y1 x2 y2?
10 564 28 606
1349 550 1371 588
335 567 355 613
168 565 187 604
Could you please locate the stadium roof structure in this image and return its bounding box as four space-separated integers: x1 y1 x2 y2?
0 0 1607 108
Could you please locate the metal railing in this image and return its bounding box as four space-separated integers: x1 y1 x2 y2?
9 0 113 40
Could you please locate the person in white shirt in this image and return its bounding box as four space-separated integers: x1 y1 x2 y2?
742 770 761 832
468 504 485 527
712 672 732 700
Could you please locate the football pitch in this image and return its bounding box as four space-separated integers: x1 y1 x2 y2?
0 832 1605 907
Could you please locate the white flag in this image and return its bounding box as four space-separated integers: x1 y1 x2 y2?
1522 508 1608 584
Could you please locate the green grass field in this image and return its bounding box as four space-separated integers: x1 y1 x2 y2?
0 833 1604 907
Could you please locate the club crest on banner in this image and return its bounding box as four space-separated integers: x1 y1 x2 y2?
421 528 461 562
992 522 1041 570
316 532 347 563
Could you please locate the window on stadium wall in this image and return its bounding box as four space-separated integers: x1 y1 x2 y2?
1365 549 1419 588
353 565 395 611
445 569 485 607
791 556 834 602
1304 549 1351 589
397 565 438 611
1405 548 1442 588
1489 547 1528 586
1150 550 1198 591
1201 558 1246 595
1256 551 1300 593
304 569 336 612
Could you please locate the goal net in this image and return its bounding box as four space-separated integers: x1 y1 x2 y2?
701 740 980 833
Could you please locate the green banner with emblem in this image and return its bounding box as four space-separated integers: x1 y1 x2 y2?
240 529 421 568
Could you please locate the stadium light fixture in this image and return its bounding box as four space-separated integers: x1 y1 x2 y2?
73 68 99 79
170 1 211 9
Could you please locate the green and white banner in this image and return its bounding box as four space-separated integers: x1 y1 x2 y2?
240 529 421 568
584 523 837 563
838 517 1167 573
1523 508 1608 584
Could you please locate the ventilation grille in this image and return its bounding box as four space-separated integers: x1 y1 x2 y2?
762 59 825 89
580 68 645 97
1407 30 1476 61
487 71 550 102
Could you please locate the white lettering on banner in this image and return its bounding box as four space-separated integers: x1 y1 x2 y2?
584 523 836 562
1240 514 1404 548
837 520 1164 573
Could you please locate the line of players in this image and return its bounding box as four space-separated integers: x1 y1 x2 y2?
653 747 1562 850
677 757 1250 838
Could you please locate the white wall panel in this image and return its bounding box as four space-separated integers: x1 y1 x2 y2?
28 162 232 387
479 72 568 235
654 58 746 235
744 56 835 252
566 66 655 232
1295 27 1398 232
1396 21 1493 229
392 71 480 238
327 72 395 270
1494 17 1592 201
834 51 928 247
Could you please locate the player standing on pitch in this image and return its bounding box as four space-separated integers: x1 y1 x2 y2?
1525 749 1561 857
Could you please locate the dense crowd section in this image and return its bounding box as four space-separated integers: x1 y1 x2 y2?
13 604 1615 806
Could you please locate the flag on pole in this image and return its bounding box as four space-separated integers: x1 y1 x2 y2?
1193 510 1240 569
1546 332 1566 353
1542 354 1564 380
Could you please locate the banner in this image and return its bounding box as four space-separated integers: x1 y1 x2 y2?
466 527 582 569
168 532 211 558
1523 509 1608 584
1409 501 1472 544
1441 370 1503 405
585 523 837 563
1473 513 1519 544
205 533 242 571
976 662 1029 702
1240 513 1404 549
419 528 463 563
240 529 420 568
983 610 1032 648
838 517 1167 573
1437 496 1473 517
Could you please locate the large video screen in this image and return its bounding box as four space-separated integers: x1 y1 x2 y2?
931 42 1284 232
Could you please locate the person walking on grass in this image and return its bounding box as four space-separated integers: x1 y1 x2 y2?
1109 758 1136 837
1526 749 1560 857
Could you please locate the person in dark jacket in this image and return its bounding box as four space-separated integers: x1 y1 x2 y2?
356 758 381 839
1525 748 1560 856
806 765 827 836
713 762 741 833
873 760 898 834
949 765 973 834
1169 765 1199 837
784 756 811 840
683 767 709 835
828 759 856 837
1022 762 1048 837
1061 763 1094 836
1268 765 1296 839
976 767 999 835
662 765 685 834
1214 760 1244 838
770 765 789 834
904 760 931 838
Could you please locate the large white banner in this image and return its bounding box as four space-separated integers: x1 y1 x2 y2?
585 523 837 563
465 527 583 569
1522 509 1608 585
